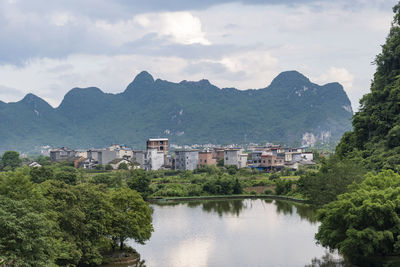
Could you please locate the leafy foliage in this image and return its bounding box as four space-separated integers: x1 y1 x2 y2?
336 3 400 172
316 170 400 262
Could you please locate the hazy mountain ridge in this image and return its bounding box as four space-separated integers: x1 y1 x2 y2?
0 70 353 152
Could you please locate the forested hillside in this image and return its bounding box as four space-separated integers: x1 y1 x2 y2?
335 3 400 172
0 71 352 152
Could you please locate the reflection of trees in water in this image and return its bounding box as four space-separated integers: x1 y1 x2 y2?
201 200 246 217
275 200 318 223
305 252 353 267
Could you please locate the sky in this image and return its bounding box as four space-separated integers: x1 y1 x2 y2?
0 0 397 110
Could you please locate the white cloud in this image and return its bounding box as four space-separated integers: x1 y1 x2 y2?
135 12 211 45
312 67 354 91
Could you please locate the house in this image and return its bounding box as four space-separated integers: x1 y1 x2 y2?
144 148 164 171
133 150 146 167
260 154 285 171
250 151 262 166
285 159 316 170
198 150 217 167
284 152 302 162
87 149 118 165
28 162 42 168
301 152 314 161
50 147 76 163
109 158 133 170
212 148 225 162
147 138 169 166
108 144 133 159
175 150 199 171
224 149 247 168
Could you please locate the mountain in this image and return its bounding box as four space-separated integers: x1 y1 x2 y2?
0 70 353 152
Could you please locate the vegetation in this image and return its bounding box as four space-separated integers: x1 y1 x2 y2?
335 2 400 172
309 3 400 264
0 165 153 266
316 171 400 264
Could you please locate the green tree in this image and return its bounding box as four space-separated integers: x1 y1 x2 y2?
108 187 153 250
297 155 366 206
233 178 243 194
0 196 59 267
105 164 113 171
335 3 400 172
274 179 292 195
127 169 151 199
118 162 129 170
316 170 400 264
30 166 54 183
1 151 22 171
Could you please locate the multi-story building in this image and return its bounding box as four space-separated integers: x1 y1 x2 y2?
175 150 199 171
144 148 164 171
108 144 133 159
198 150 217 167
260 154 285 170
224 149 247 168
147 138 169 166
87 149 118 165
50 147 76 163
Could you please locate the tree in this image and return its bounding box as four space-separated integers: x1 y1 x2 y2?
30 166 54 183
108 187 153 250
274 179 292 195
0 151 21 171
105 164 113 171
0 196 59 267
127 169 151 199
316 170 400 264
335 3 400 171
297 155 366 206
118 162 129 170
232 178 243 194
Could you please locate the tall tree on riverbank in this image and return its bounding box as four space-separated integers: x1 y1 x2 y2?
109 187 153 251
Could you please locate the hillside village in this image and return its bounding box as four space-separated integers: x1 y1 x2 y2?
48 138 316 171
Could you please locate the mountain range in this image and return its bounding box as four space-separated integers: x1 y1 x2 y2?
0 70 353 152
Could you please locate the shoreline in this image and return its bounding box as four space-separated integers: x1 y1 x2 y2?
148 194 308 204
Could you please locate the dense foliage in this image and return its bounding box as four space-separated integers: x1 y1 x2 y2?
0 71 352 152
297 155 366 206
0 166 153 266
335 3 400 172
316 171 400 264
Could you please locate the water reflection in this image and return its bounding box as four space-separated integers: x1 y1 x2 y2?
275 200 318 223
132 199 338 266
305 252 353 267
160 199 247 217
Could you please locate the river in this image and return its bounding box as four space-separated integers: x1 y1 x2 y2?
127 199 343 267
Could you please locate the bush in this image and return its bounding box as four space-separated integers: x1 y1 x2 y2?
264 189 273 195
105 164 113 171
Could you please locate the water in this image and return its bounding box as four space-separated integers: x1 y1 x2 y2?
127 199 341 267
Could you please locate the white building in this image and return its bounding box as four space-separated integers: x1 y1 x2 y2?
174 150 199 171
144 148 164 171
224 149 247 168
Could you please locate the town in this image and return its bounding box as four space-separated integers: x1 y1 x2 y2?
47 138 316 171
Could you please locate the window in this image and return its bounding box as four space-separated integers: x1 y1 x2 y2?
226 157 228 160
160 141 164 144
160 146 164 150
205 160 207 163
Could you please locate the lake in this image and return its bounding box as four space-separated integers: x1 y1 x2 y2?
127 199 342 267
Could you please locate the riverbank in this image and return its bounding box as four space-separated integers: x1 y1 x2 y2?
148 194 308 204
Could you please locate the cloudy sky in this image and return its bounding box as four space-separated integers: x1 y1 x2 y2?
0 0 397 110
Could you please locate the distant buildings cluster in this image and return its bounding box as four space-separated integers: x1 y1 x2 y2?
49 138 315 171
